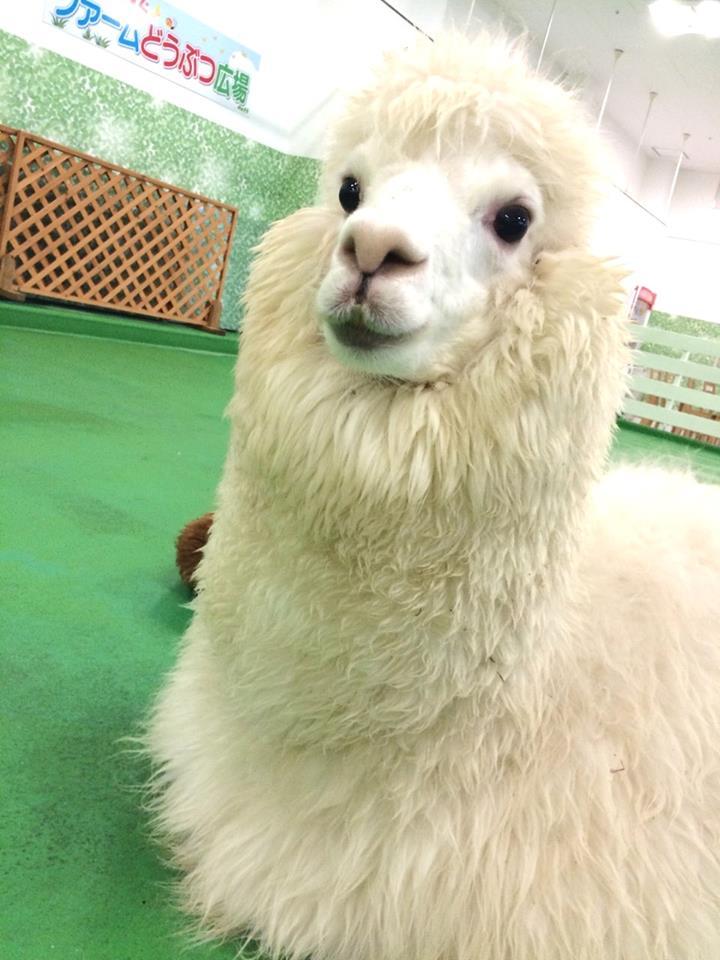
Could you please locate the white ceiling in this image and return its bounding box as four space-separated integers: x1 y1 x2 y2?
407 0 720 173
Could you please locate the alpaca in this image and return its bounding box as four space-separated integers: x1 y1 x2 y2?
147 34 720 960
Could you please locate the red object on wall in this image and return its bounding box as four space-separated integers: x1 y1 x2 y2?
636 287 657 308
630 286 657 325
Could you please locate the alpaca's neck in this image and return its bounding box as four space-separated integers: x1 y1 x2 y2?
218 243 627 749
218 429 588 753
232 331 603 652
223 356 600 737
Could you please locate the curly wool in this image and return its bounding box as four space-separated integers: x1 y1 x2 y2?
147 34 720 960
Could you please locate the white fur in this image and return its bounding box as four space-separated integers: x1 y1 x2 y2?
147 34 720 960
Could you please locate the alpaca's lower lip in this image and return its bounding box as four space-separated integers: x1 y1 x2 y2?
326 318 411 351
330 324 406 351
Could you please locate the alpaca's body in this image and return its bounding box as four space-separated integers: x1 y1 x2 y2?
152 460 720 960
148 37 720 960
153 482 720 960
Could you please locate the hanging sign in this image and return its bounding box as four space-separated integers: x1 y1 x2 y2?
43 0 261 114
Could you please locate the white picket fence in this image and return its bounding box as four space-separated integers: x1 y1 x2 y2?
623 323 720 444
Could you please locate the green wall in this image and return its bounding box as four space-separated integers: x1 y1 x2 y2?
0 29 320 329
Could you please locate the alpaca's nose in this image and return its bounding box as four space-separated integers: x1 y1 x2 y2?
340 218 427 276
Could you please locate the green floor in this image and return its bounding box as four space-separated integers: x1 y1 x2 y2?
2 303 719 959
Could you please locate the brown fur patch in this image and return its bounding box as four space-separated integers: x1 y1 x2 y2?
175 512 214 588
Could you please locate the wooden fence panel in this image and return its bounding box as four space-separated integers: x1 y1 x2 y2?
625 322 720 446
0 124 18 219
0 128 237 331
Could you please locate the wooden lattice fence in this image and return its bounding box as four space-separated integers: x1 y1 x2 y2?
0 124 17 222
0 126 237 331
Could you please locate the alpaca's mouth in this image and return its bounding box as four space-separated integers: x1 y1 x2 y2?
330 319 410 351
325 307 414 352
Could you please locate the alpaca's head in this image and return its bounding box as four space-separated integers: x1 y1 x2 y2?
237 33 626 536
315 34 606 381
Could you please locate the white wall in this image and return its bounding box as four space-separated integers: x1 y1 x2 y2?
248 0 428 158
637 155 679 219
616 159 719 321
634 157 720 232
592 187 665 280
649 235 720 322
601 117 649 198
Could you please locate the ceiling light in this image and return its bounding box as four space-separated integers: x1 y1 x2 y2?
697 0 720 34
649 0 720 37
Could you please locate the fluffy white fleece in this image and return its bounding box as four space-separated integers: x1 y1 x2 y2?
147 35 720 960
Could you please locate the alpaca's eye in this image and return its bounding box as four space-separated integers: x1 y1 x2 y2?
339 177 361 214
493 204 531 244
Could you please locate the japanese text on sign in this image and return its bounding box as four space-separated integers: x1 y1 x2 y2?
45 0 260 114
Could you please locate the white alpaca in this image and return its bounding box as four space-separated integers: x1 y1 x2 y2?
148 35 720 960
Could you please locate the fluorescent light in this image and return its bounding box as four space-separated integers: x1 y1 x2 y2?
649 0 695 35
649 0 720 37
697 0 720 35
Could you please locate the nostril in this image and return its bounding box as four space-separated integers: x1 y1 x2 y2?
383 249 412 268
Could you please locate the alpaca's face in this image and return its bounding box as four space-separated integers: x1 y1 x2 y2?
316 135 544 381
